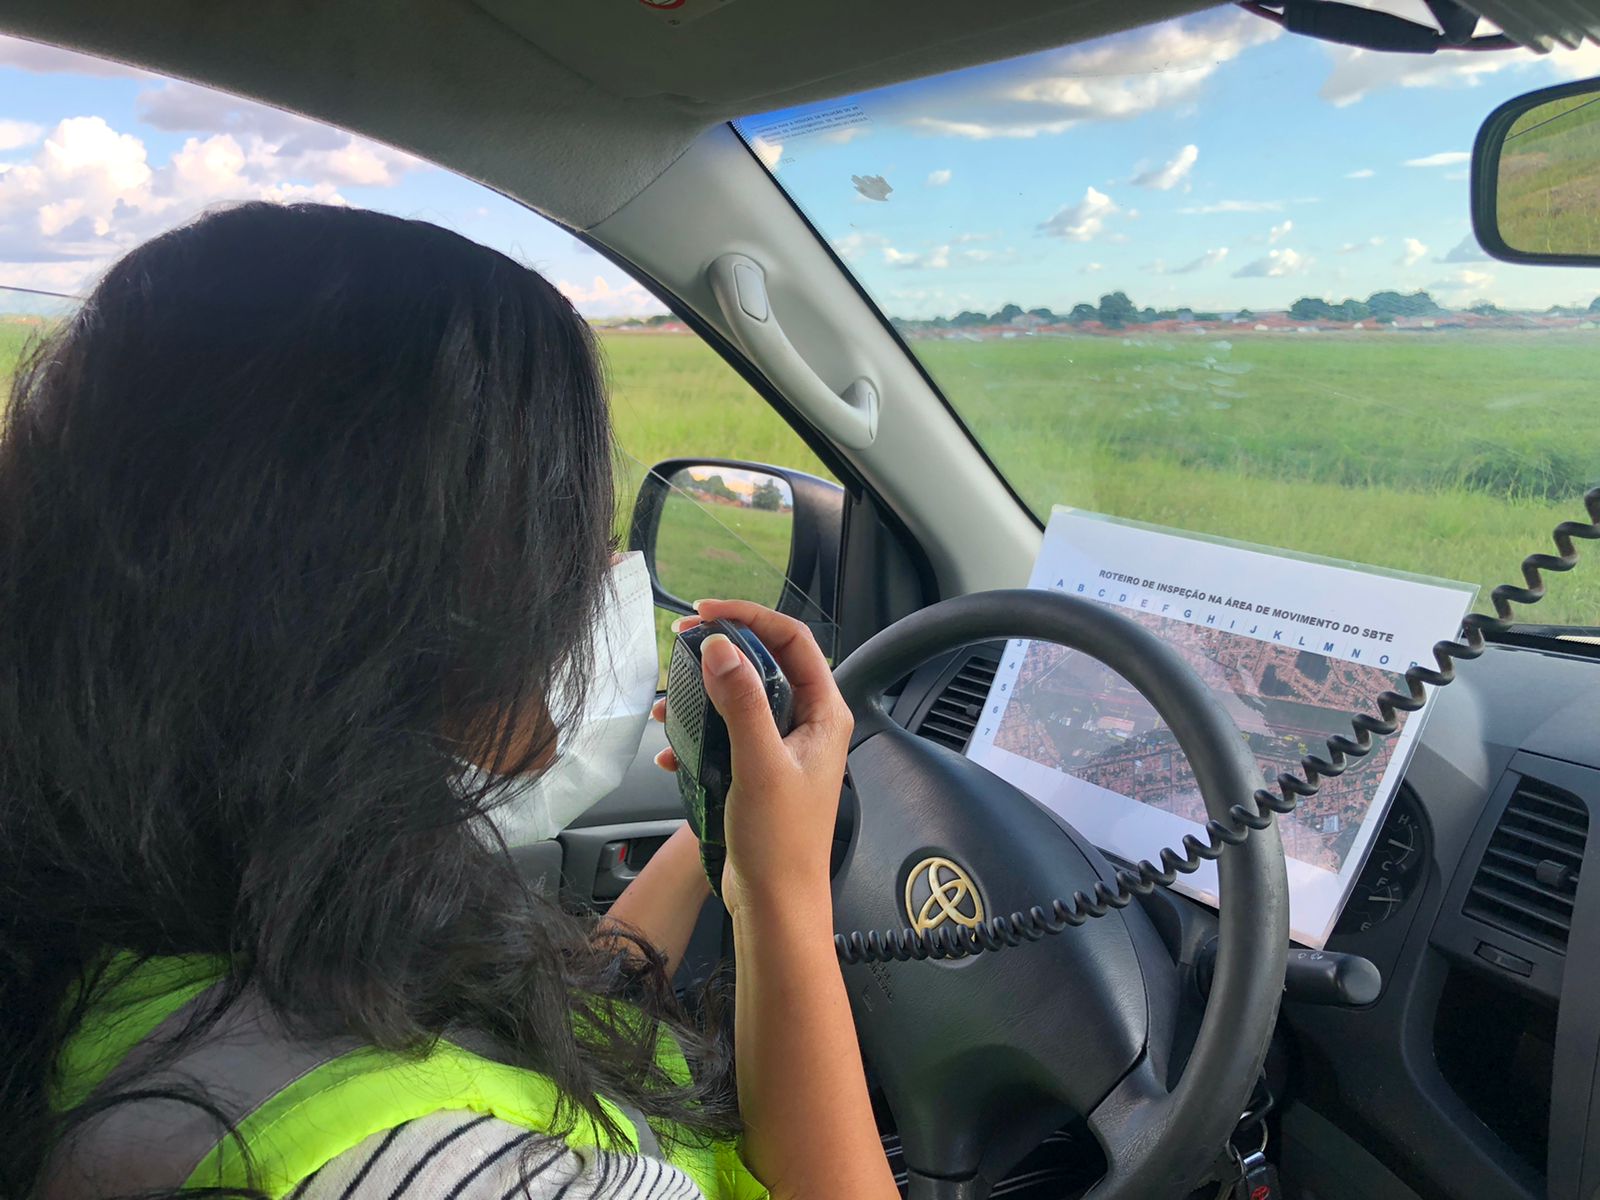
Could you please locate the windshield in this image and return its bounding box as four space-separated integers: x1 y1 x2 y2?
736 6 1600 628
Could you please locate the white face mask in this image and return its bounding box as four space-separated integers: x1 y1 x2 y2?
469 551 659 847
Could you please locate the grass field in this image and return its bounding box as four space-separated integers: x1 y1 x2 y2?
652 494 793 608
0 322 36 378
3 322 1596 631
604 332 834 486
646 493 798 678
911 330 1600 627
1498 91 1600 257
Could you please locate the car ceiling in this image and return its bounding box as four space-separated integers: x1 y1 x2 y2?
0 0 1217 230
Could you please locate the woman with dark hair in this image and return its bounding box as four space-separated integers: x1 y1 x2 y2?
0 203 899 1200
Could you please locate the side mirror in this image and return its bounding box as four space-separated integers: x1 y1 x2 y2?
628 458 844 650
1473 76 1600 265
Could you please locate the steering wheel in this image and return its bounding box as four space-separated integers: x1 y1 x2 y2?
831 589 1289 1200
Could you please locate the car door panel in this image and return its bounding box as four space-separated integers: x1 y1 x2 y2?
530 725 730 990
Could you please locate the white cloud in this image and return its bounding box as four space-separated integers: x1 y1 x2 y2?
1132 144 1198 190
958 246 1017 265
1339 235 1385 253
749 136 782 169
1345 168 1375 179
1159 247 1228 274
0 119 43 152
1039 186 1118 241
882 243 951 270
1177 199 1283 214
1081 262 1104 273
900 9 1277 139
1400 237 1429 266
1233 247 1311 278
555 274 662 316
926 168 952 188
138 80 318 140
1428 267 1494 295
136 80 425 187
1321 46 1517 108
0 35 153 78
1268 219 1292 245
1318 27 1600 108
1404 151 1470 168
907 116 1077 140
882 286 975 318
1440 234 1489 263
0 115 390 288
831 230 887 262
0 257 99 295
2 117 157 257
1548 43 1600 81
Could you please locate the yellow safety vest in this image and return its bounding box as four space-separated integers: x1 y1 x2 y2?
49 954 767 1200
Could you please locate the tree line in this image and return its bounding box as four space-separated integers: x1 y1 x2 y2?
891 290 1600 330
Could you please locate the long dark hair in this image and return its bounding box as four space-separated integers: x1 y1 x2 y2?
0 202 734 1196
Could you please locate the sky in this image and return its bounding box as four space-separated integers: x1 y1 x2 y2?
0 34 661 317
3 5 1600 321
736 4 1600 318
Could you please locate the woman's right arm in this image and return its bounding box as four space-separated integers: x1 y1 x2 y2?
686 600 900 1200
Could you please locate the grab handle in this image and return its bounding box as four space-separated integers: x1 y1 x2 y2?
707 253 878 449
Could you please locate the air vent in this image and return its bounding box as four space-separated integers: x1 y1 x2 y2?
915 651 1000 752
1464 779 1589 953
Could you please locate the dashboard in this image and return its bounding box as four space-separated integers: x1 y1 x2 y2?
889 635 1600 1200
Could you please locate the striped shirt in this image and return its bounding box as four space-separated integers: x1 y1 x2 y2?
294 1112 706 1200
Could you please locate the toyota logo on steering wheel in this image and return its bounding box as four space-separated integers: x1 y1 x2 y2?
904 856 985 934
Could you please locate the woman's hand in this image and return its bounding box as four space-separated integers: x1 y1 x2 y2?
596 823 710 976
656 600 896 1200
652 599 850 920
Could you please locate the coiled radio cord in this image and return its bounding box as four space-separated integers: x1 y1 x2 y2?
835 487 1600 965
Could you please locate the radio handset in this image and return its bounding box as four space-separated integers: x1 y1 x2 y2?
663 619 795 899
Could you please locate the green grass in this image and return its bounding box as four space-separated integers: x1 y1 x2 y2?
653 496 794 608
0 321 39 378
911 330 1600 625
2 322 1596 631
1498 92 1600 257
645 496 798 681
603 332 834 485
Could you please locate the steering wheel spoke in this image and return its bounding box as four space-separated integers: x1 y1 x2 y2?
1083 1055 1175 1197
846 695 900 748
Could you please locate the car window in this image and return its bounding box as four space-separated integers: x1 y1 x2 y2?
738 7 1600 628
0 37 837 679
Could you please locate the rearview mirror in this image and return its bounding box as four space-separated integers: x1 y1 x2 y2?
1473 76 1600 266
628 457 844 652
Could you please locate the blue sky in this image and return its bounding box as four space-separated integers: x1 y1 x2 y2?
736 5 1600 317
3 5 1600 320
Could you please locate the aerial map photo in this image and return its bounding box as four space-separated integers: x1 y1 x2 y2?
992 607 1410 872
